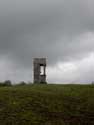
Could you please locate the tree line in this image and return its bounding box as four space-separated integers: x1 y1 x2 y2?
0 80 32 87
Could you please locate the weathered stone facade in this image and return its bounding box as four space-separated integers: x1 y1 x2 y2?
33 58 46 84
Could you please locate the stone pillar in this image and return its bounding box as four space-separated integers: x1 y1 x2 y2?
33 58 47 84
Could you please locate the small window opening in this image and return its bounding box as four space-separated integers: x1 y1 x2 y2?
40 66 44 75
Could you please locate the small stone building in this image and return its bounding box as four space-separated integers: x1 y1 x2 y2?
33 58 47 84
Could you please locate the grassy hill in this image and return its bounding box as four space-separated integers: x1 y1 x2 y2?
0 84 94 125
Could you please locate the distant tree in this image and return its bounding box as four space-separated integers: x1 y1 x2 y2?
27 81 32 85
0 82 4 87
91 81 94 85
18 81 26 86
3 80 12 86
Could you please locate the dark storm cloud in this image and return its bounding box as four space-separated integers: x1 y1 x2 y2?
0 0 94 82
0 0 93 64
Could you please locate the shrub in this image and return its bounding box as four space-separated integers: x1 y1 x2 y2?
17 81 26 86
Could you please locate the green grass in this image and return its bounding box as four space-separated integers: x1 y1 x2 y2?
0 84 94 125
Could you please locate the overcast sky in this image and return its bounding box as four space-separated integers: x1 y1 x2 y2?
0 0 94 83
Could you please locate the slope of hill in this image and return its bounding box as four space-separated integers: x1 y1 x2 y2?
0 84 94 125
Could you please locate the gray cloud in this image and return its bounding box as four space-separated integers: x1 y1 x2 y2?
0 0 94 82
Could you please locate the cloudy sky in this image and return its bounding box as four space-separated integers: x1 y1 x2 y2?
0 0 94 83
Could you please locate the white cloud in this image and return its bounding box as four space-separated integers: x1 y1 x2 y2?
47 52 94 84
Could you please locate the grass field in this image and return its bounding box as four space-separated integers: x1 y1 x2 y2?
0 84 94 125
